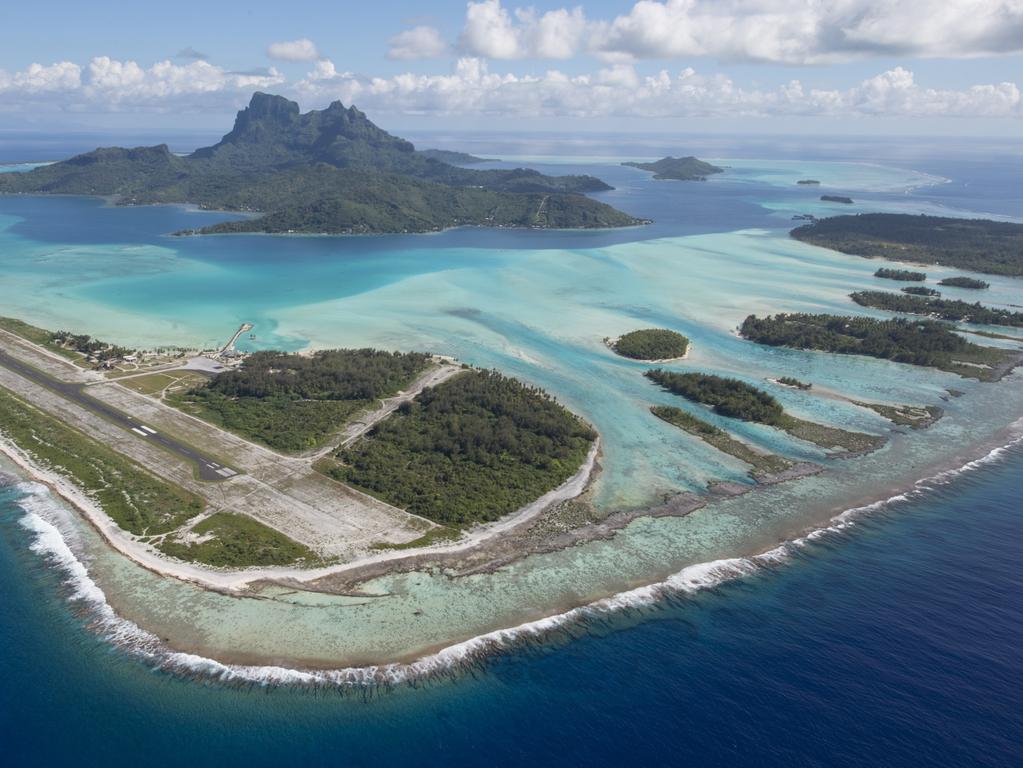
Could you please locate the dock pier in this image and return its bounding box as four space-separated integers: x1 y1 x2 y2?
216 322 254 359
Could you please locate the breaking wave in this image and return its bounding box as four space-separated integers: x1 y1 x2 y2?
10 434 1023 689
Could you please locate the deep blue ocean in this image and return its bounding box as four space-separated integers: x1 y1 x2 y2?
1 443 1021 766
1 134 1022 766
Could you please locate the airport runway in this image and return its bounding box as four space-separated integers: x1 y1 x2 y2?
0 350 238 482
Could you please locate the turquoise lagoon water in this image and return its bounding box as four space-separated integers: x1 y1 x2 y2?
7 442 1023 766
2 152 1022 670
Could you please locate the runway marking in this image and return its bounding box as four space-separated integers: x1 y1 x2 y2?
130 427 148 437
140 425 156 434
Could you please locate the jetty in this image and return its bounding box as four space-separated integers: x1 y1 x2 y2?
216 322 253 359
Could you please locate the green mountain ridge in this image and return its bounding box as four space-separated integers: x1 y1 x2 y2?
0 92 642 234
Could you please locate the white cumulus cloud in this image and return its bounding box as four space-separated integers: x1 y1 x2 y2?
448 1 1023 64
388 26 449 60
294 58 1022 119
0 57 284 112
0 61 82 93
459 0 587 59
1 54 1019 122
267 38 321 62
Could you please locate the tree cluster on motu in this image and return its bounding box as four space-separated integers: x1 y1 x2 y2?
612 328 690 360
51 330 135 361
645 369 785 424
874 267 926 282
938 276 989 289
327 370 596 526
739 313 1005 373
850 291 1023 327
204 349 431 400
791 214 1023 276
171 349 431 451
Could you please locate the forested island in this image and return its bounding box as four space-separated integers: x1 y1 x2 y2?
0 93 641 235
320 370 597 526
850 290 1023 327
797 180 821 185
622 156 724 181
646 370 783 423
791 214 1023 276
821 195 854 204
940 276 990 289
608 329 690 360
902 286 940 296
644 370 881 454
875 268 926 282
169 349 432 452
778 376 812 390
740 313 1018 380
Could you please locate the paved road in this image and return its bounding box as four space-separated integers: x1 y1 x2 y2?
0 350 238 482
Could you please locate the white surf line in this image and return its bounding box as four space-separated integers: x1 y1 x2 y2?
10 482 774 687
7 429 1023 686
0 431 600 593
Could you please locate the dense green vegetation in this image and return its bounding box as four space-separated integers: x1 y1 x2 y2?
778 376 812 390
622 156 724 181
0 388 203 534
0 93 641 235
645 370 881 453
169 349 431 452
902 286 940 296
158 512 318 567
821 195 853 204
0 317 57 347
322 370 596 526
650 405 793 479
645 370 784 423
0 317 129 365
875 268 926 281
610 329 690 360
850 290 1023 327
791 214 1023 276
740 313 1016 380
50 330 135 361
191 167 640 235
939 276 990 289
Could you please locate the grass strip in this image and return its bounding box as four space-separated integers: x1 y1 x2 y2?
157 512 317 567
0 387 203 534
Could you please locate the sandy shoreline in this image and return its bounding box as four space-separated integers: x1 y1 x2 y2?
4 397 1023 677
0 432 602 594
283 417 1023 670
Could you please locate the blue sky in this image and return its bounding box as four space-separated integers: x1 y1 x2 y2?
2 1 1022 135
